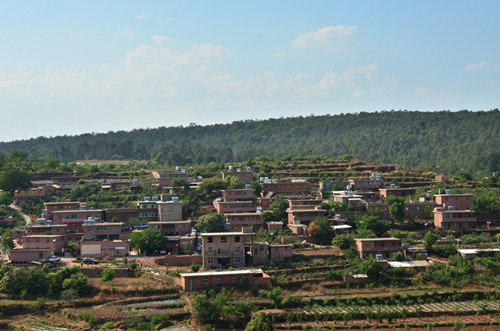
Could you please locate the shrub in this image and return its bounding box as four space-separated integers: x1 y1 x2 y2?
101 269 116 282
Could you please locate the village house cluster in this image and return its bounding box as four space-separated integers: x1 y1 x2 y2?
6 166 499 292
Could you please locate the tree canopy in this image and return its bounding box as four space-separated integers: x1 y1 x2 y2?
0 110 498 175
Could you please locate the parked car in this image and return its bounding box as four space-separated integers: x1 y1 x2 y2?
48 256 61 262
82 258 99 264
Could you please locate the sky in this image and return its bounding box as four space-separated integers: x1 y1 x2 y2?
0 1 499 142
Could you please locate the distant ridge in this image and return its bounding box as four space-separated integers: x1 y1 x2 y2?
1 110 499 175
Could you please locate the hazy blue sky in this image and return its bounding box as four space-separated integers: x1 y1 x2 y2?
0 1 499 142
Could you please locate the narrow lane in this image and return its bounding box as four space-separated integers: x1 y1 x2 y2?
9 204 32 224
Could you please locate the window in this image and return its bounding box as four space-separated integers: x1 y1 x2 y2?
235 257 241 263
221 236 227 243
203 278 208 284
207 237 213 243
217 277 222 284
189 279 194 285
260 246 265 252
231 276 236 283
243 275 248 281
208 247 213 254
235 236 240 242
234 247 240 253
208 258 214 264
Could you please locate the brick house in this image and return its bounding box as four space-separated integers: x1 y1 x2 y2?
158 201 183 221
9 248 52 264
152 171 189 188
355 237 402 259
261 181 312 197
287 207 327 226
201 231 255 268
22 234 65 254
43 201 82 220
433 208 477 231
221 168 255 184
224 213 264 230
82 220 126 241
433 192 477 230
434 193 474 211
379 187 416 199
269 243 293 262
349 177 384 191
148 220 192 236
213 200 257 214
80 239 129 258
180 269 271 291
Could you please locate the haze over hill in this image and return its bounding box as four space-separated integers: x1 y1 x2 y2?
0 110 499 176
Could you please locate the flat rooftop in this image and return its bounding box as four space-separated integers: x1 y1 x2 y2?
180 268 264 277
201 231 254 236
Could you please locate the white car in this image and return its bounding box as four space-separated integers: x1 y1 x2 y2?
48 256 61 262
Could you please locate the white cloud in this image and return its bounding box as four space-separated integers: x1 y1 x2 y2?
122 30 134 37
293 25 357 50
303 62 378 97
151 34 170 46
465 61 500 72
135 14 149 20
272 51 290 58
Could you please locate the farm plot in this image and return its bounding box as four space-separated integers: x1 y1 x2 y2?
302 300 500 317
93 298 187 320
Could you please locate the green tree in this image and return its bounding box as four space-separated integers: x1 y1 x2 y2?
332 234 355 250
62 272 88 296
171 178 191 198
0 191 13 207
359 258 382 278
308 219 334 245
245 312 275 331
130 228 169 255
193 293 218 323
0 168 31 192
423 231 439 251
249 181 262 196
385 196 405 224
195 213 225 233
0 230 14 259
356 215 389 237
266 287 283 308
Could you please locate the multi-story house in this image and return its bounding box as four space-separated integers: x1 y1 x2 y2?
287 207 327 226
42 201 82 220
433 191 477 231
201 231 256 268
82 220 126 241
213 189 257 214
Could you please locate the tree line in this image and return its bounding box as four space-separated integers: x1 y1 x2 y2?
0 110 498 175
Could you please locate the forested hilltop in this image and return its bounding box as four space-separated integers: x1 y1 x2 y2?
1 110 499 175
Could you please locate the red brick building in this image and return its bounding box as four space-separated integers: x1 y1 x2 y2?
180 269 271 291
224 213 263 230
355 237 402 259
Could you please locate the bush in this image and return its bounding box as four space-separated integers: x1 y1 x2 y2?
78 310 98 328
190 263 201 273
101 269 116 282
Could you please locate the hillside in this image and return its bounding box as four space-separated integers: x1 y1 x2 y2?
1 110 499 175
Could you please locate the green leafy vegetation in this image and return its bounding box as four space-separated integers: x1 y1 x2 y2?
1 110 498 175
